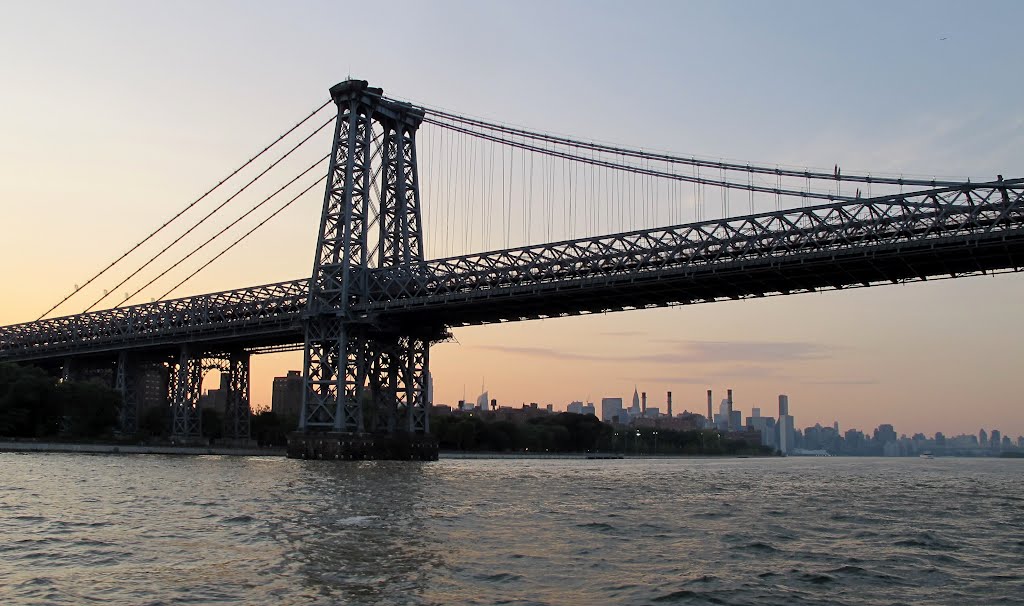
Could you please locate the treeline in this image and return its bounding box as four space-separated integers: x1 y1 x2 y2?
0 362 119 438
432 412 609 452
0 362 294 444
430 412 773 455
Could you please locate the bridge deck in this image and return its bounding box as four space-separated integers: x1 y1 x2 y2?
1 181 1021 362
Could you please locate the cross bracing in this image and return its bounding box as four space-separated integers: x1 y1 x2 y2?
2 179 1021 363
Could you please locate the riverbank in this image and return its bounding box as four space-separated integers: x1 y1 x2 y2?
0 441 773 459
0 440 285 457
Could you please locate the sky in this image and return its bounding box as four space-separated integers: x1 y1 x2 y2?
1 1 1022 438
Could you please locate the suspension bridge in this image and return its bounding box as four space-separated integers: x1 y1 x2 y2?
1 79 1021 459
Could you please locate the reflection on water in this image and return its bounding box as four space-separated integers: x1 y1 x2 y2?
0 454 1022 605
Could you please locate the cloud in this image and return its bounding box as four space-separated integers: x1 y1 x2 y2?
630 375 711 384
625 340 835 365
801 378 879 386
636 365 789 384
472 344 610 362
472 340 836 367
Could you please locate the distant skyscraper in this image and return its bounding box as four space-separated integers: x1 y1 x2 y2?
991 429 1002 450
706 390 713 426
752 407 761 418
776 395 794 454
716 399 730 430
568 401 584 414
778 414 793 454
729 410 742 431
628 387 641 417
601 397 624 422
979 428 988 446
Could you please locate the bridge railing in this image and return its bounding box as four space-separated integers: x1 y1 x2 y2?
0 279 309 359
359 180 1024 306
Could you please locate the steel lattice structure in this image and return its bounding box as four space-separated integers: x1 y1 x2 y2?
2 180 1023 358
0 79 1022 454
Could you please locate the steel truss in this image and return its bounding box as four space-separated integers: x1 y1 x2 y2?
169 346 202 439
0 280 308 361
222 351 251 440
300 80 437 435
114 351 140 434
2 180 1022 364
359 180 1024 315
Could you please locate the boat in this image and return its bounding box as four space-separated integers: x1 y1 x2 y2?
920 452 934 459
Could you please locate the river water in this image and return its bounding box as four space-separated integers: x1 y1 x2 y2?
0 454 1021 605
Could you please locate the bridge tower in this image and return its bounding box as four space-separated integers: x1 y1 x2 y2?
292 80 440 460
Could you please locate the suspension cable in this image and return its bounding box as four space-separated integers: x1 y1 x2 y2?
115 154 330 307
157 174 329 300
407 100 967 189
425 117 854 202
36 99 332 320
83 116 335 312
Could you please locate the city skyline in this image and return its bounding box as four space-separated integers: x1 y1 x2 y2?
255 366 1021 443
2 1 1022 436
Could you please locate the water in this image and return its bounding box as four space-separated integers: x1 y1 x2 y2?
0 454 1021 605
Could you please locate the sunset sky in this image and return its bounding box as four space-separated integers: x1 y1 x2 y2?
1 1 1022 437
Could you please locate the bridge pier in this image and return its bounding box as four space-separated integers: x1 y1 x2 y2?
221 350 251 442
169 346 202 441
286 431 437 461
114 351 140 435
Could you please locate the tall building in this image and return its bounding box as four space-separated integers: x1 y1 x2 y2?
706 390 713 427
198 373 229 411
874 424 898 445
991 429 1002 450
777 414 793 454
139 365 169 412
729 410 742 431
601 397 623 423
979 428 988 446
630 387 641 417
272 370 304 419
777 395 794 454
749 415 777 448
567 401 584 414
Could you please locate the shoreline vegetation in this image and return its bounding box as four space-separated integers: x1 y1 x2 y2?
0 362 773 459
0 440 772 460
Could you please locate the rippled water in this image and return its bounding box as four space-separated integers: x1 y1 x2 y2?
1 454 1022 605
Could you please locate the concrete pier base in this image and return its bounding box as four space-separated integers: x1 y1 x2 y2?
286 432 439 461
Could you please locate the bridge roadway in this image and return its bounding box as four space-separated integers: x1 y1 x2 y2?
2 179 1022 363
